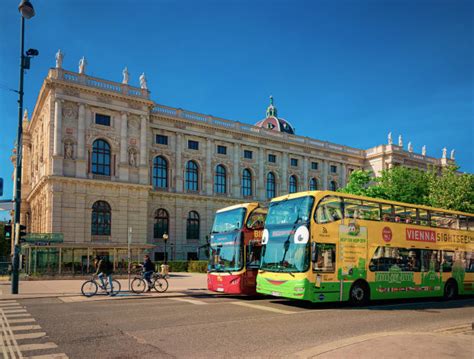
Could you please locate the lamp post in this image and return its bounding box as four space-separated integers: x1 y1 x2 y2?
162 233 169 264
12 0 36 295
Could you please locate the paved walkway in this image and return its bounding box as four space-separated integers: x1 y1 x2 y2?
0 273 209 301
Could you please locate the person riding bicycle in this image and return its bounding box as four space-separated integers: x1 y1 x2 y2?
140 255 155 292
94 255 114 295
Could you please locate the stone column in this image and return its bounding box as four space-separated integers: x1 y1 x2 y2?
322 160 328 190
341 164 347 187
303 157 309 190
138 115 148 184
205 139 212 195
53 99 62 156
232 143 240 197
175 134 183 192
120 112 128 163
257 148 265 200
281 152 288 194
76 103 87 178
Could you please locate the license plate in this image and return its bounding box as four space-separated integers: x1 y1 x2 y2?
217 288 224 292
271 291 281 296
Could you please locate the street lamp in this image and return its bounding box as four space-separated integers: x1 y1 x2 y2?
11 0 36 294
162 233 169 264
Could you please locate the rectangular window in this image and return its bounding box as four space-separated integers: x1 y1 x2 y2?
381 204 394 222
188 140 199 150
343 199 362 219
330 165 338 173
417 209 429 226
360 201 381 221
95 113 111 126
291 158 298 167
156 134 168 145
311 162 318 170
217 145 227 155
268 154 276 163
244 150 253 159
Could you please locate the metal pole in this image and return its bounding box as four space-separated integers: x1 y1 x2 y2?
11 16 25 294
164 240 167 264
127 227 132 291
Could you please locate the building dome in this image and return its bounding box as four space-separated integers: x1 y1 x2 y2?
254 96 295 135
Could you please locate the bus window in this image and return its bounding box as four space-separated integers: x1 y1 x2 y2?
469 217 474 231
417 209 429 226
381 204 393 222
246 242 262 268
466 251 474 272
459 216 468 231
315 196 342 224
431 213 455 229
394 206 406 223
369 247 421 272
404 208 416 224
420 250 440 272
442 251 454 272
246 208 266 230
344 199 362 219
361 201 381 221
313 243 335 272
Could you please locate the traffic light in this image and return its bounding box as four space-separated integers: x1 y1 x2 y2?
3 223 12 241
19 225 27 242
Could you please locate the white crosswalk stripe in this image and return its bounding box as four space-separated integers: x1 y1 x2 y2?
0 300 69 359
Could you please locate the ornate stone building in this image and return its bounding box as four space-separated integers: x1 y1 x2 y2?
15 56 456 272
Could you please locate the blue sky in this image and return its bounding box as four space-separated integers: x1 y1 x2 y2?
0 0 472 208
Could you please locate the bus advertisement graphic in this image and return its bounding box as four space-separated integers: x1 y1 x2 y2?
338 223 367 280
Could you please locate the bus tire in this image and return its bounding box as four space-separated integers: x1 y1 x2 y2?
443 279 458 301
349 281 370 306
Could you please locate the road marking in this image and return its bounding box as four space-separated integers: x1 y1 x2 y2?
3 309 27 314
9 318 36 324
19 342 58 352
0 308 22 358
25 353 69 359
434 324 472 335
0 303 22 308
0 300 18 304
10 324 42 331
4 313 32 318
229 301 296 315
14 332 47 340
170 298 208 305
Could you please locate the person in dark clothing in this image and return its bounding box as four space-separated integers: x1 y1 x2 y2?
94 255 114 295
140 255 155 292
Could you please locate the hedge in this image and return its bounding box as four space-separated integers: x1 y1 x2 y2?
153 260 208 273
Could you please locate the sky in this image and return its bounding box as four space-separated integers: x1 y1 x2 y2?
0 0 472 210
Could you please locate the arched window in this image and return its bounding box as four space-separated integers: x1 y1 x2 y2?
309 178 318 191
289 175 298 194
330 180 338 191
92 139 111 176
214 165 227 194
91 201 111 236
266 172 276 199
242 169 252 197
153 156 168 188
154 208 169 239
187 211 200 240
186 161 199 191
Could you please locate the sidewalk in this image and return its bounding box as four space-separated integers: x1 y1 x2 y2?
0 272 209 300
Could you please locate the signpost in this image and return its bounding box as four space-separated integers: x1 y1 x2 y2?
128 227 132 291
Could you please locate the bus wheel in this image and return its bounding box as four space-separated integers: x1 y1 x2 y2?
349 281 370 306
443 279 458 301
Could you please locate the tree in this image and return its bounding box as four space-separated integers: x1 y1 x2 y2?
427 165 474 213
338 170 373 196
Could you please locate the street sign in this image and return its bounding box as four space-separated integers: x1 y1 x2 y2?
22 233 64 243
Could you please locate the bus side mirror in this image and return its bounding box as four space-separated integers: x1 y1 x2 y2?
311 242 318 263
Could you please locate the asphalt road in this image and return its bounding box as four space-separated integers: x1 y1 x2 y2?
7 295 474 358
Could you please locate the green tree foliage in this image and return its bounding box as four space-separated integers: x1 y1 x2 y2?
427 165 474 213
340 165 474 213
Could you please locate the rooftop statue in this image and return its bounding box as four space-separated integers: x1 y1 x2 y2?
139 73 148 90
422 145 426 156
79 56 87 74
55 49 64 69
122 67 129 85
450 149 455 160
398 135 403 147
408 142 413 153
442 147 447 159
387 132 392 145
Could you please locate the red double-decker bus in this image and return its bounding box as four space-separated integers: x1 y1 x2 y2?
207 203 267 295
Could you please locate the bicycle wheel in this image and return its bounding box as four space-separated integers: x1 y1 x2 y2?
131 278 146 294
153 277 169 293
81 280 98 297
107 279 121 296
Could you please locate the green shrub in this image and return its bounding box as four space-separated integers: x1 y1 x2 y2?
187 261 208 273
155 261 188 272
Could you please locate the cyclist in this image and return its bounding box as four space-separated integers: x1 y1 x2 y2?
140 255 155 292
94 255 114 295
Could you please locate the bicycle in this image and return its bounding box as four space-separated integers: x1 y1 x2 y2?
131 271 168 294
81 275 122 297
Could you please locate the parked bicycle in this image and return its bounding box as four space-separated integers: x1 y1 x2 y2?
81 275 122 297
131 270 168 294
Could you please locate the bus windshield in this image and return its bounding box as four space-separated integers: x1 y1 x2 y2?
261 196 314 273
209 232 243 271
212 208 246 233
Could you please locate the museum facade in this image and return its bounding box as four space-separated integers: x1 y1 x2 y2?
14 57 455 273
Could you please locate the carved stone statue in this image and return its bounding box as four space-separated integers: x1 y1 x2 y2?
442 147 447 159
78 56 87 74
64 142 74 159
139 73 147 90
129 149 137 167
408 142 413 153
387 132 392 145
450 149 455 160
398 135 403 147
55 49 64 69
23 109 28 122
122 67 129 85
422 145 426 156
